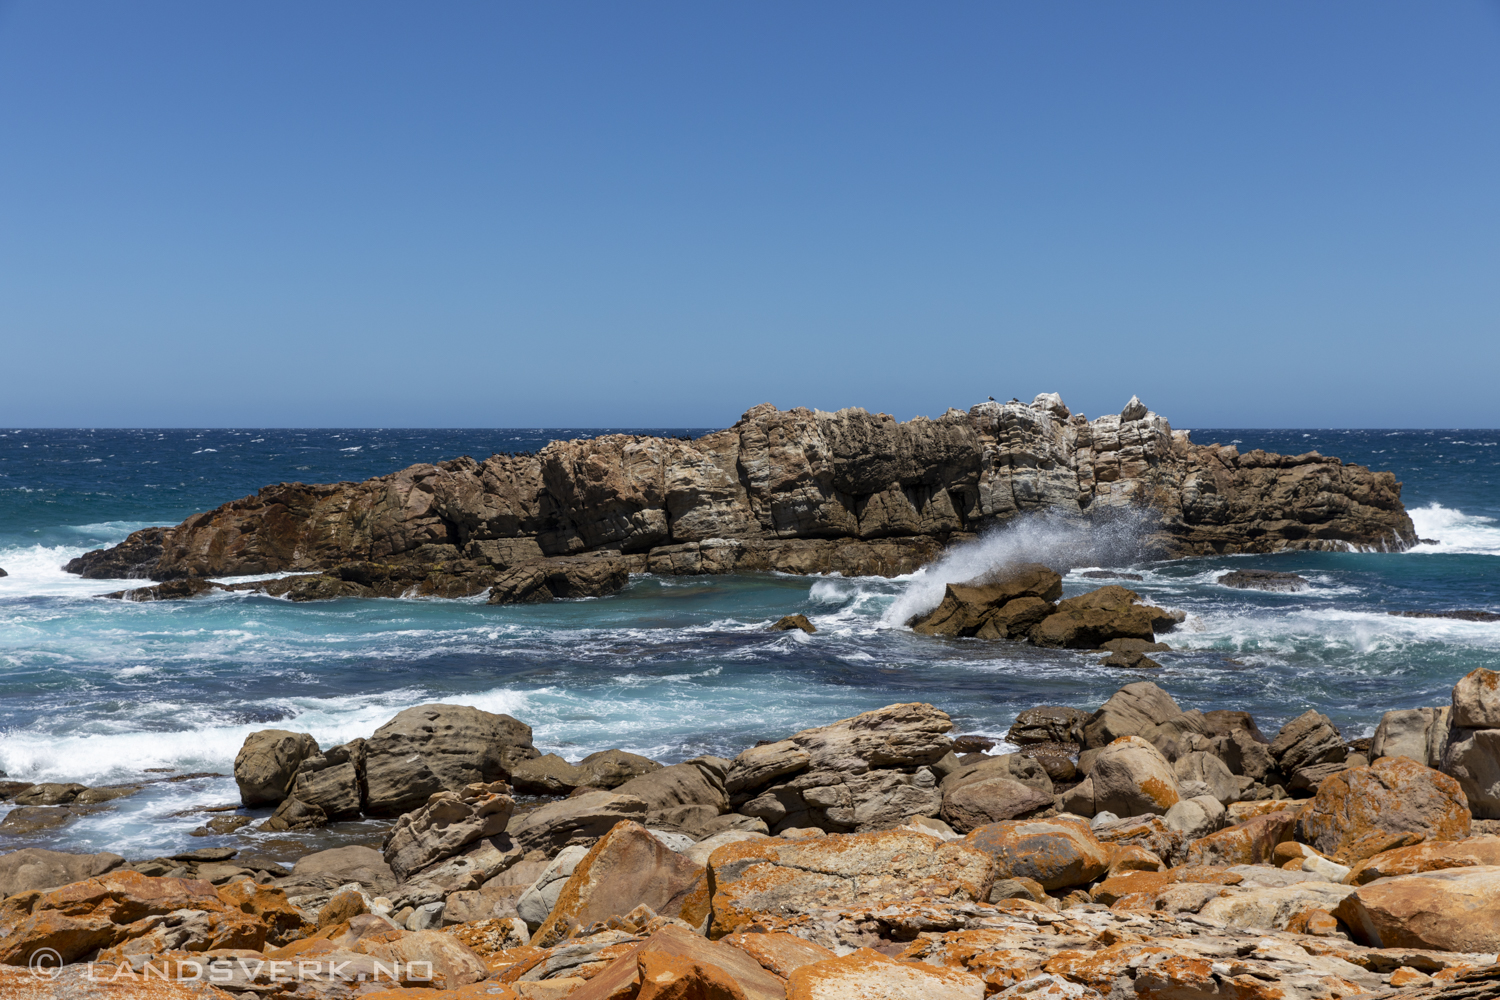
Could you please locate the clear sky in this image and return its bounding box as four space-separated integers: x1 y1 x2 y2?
2 2 1497 429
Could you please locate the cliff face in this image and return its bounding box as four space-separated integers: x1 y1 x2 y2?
67 394 1415 601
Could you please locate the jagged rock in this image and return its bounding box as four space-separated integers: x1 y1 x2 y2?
964 816 1110 889
1298 756 1471 864
516 844 589 929
233 729 319 807
1030 586 1177 649
1089 736 1181 817
533 822 705 945
1181 810 1297 867
1216 569 1309 592
772 614 816 633
286 739 364 818
564 924 785 1000
11 783 88 806
909 564 1062 638
383 781 515 881
1335 867 1500 951
63 397 1416 599
0 849 125 898
1211 728 1277 782
103 578 224 601
1269 709 1347 792
1007 706 1088 746
1373 707 1451 766
506 790 652 856
1346 836 1500 885
1081 682 1182 749
362 703 538 815
259 795 328 832
1173 751 1238 805
1453 669 1500 729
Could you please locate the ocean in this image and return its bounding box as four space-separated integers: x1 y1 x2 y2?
1 426 1497 861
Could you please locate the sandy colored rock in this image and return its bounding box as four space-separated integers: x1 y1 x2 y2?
351 926 489 990
232 729 319 807
363 704 538 816
384 781 515 881
1089 736 1180 817
1029 586 1167 649
533 822 705 946
1299 756 1471 864
0 849 125 898
506 790 652 855
707 828 993 936
1452 668 1500 729
723 931 838 980
1372 706 1451 767
214 878 312 947
1197 882 1356 930
615 757 731 837
318 888 369 927
964 817 1109 890
1081 682 1182 749
0 964 239 998
786 947 985 999
1335 866 1500 952
1346 836 1500 885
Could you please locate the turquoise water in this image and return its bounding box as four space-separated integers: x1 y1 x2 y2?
0 427 1496 859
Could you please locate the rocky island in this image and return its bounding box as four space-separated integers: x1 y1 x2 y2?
5 669 1500 998
65 393 1415 604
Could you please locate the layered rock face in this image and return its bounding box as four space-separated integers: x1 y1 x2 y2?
66 393 1415 601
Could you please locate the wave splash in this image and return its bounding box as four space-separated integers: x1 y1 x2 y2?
1407 504 1500 556
881 510 1152 626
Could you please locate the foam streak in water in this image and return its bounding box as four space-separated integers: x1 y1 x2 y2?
882 510 1150 625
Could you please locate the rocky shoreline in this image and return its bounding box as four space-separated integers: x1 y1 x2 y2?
64 393 1416 604
6 668 1500 998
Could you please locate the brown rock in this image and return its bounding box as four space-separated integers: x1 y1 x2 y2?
1269 710 1347 793
0 849 125 898
566 924 785 1000
615 758 730 837
576 750 664 790
1030 586 1171 649
1081 682 1183 750
232 729 319 807
363 703 538 816
506 790 652 855
1299 756 1471 864
317 888 369 927
1007 706 1088 746
910 564 1063 638
1089 736 1181 817
1346 836 1500 885
1335 866 1500 952
771 615 816 633
964 817 1110 890
1181 811 1297 867
722 931 837 980
1452 668 1500 728
215 878 312 946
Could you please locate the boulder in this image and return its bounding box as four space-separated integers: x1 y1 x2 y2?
486 555 631 604
0 849 125 898
1211 728 1276 782
1441 726 1500 818
288 845 395 892
1081 682 1182 749
259 795 328 832
348 926 488 989
233 729 319 806
1346 836 1500 885
383 781 515 881
1334 866 1500 952
362 703 538 815
12 783 88 806
1029 586 1173 649
287 740 364 818
1140 709 1212 761
909 564 1063 638
772 614 816 633
566 924 784 1000
1216 569 1309 592
1269 710 1347 793
1372 707 1451 767
1197 882 1356 930
1007 706 1088 746
1452 668 1500 728
576 750 663 790
614 757 730 837
963 817 1110 890
516 845 589 929
1173 751 1239 805
0 870 266 965
533 822 706 946
1181 811 1296 867
787 947 986 999
507 790 651 856
706 828 993 936
1162 795 1225 841
940 755 1054 832
1298 756 1471 864
509 754 587 795
1089 736 1180 817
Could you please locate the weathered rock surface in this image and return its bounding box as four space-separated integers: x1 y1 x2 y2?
1088 736 1180 817
1007 706 1088 746
0 849 125 898
507 791 652 855
909 564 1062 639
1270 709 1348 792
363 704 538 816
1030 585 1174 649
1080 681 1182 749
1373 706 1451 767
771 614 816 633
940 756 1054 832
1217 569 1310 591
232 729 319 807
1347 837 1500 885
964 818 1110 890
1298 756 1471 864
1336 867 1500 952
65 396 1417 600
383 782 515 881
788 947 985 999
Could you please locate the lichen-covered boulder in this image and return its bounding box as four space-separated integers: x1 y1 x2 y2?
1298 756 1470 864
1334 866 1500 951
963 817 1110 890
1090 736 1181 817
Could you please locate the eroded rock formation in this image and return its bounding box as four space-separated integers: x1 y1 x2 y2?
67 393 1415 602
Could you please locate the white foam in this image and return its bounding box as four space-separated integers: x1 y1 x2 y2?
1407 504 1500 556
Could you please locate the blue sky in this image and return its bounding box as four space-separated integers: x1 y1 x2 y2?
2 2 1497 428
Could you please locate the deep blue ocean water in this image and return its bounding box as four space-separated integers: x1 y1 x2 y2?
0 425 1496 860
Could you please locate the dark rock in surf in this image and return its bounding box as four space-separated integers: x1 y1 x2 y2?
1029 585 1175 649
1007 707 1088 747
951 734 996 754
1391 609 1500 622
1218 569 1310 592
486 555 631 604
0 566 6 577
771 614 816 633
64 526 169 579
910 564 1063 639
104 577 223 601
1081 570 1143 581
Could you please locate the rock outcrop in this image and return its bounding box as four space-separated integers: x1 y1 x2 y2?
66 394 1416 601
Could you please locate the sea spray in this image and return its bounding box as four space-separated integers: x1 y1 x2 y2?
882 509 1154 626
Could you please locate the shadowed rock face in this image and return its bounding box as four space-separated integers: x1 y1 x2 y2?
65 395 1415 601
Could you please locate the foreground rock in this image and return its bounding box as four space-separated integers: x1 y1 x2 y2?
1336 867 1500 951
1299 756 1471 863
67 394 1416 602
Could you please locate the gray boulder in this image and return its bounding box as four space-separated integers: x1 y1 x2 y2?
234 729 320 807
0 848 124 897
614 757 731 837
1163 794 1226 840
515 844 588 929
1090 735 1181 817
1441 728 1500 819
288 740 364 818
940 756 1054 833
1452 668 1500 728
362 704 539 816
1174 751 1239 805
1372 707 1450 767
1212 728 1277 782
1082 682 1182 749
383 781 515 881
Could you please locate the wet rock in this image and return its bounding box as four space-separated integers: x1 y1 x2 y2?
1216 569 1309 592
0 806 86 836
1089 736 1181 817
1299 756 1471 863
11 783 88 806
1335 866 1500 952
910 564 1063 639
1081 570 1143 581
486 555 631 604
383 781 515 881
103 578 224 601
232 729 319 807
771 614 816 633
964 817 1110 889
0 849 125 898
532 821 705 946
1007 706 1088 746
258 795 328 832
362 703 539 816
63 525 169 579
1030 586 1177 650
1391 609 1500 622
